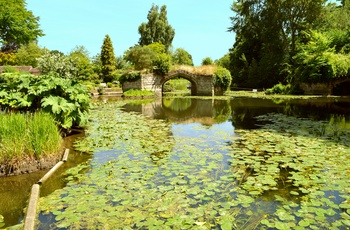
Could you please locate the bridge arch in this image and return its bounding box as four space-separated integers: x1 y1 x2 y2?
333 78 350 96
122 69 224 96
160 70 198 95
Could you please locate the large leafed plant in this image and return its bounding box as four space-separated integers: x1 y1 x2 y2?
0 73 90 130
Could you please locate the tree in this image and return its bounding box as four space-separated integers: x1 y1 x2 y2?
138 4 175 50
14 42 47 67
69 46 95 81
172 48 193 66
215 54 230 69
228 0 325 88
124 42 169 70
0 0 44 53
100 35 116 82
37 51 78 78
201 57 214 65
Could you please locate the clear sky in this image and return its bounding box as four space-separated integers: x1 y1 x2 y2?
26 0 235 66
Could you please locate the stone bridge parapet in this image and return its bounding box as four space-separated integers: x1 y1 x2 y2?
122 69 224 96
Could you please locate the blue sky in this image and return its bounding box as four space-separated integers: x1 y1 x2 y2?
26 0 235 66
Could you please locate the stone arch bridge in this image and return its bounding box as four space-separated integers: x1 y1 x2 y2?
122 70 224 96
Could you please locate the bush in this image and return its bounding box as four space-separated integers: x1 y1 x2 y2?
265 83 287 94
119 71 142 84
0 73 90 130
213 67 232 90
152 53 171 75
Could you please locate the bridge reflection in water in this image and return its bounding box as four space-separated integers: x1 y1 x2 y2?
122 97 350 129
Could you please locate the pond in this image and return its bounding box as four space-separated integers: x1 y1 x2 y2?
1 96 350 229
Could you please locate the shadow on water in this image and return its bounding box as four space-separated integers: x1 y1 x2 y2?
0 129 91 228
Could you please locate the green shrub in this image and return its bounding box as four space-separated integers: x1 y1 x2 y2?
0 73 90 130
119 71 141 84
265 83 289 95
152 53 171 75
213 67 232 90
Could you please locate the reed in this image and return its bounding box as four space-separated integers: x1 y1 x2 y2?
0 112 62 163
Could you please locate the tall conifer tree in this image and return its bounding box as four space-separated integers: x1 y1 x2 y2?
100 34 116 82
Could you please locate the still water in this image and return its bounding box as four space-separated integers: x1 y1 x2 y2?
1 96 350 228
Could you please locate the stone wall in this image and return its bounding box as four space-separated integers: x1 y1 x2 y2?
121 70 224 97
299 82 333 95
0 66 40 75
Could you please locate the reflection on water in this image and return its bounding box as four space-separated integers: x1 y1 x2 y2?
123 97 350 128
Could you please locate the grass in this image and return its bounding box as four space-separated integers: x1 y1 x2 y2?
123 89 155 97
0 111 62 164
170 65 218 75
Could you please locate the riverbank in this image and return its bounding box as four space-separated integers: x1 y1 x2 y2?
0 112 64 177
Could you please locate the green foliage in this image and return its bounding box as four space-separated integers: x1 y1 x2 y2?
163 78 189 92
0 111 62 163
100 35 117 82
201 57 214 65
172 48 194 66
37 51 78 78
0 0 44 52
228 0 325 88
1 66 18 73
152 53 171 75
0 215 4 228
138 4 175 50
124 43 170 72
213 67 232 90
119 71 141 84
293 30 350 82
124 45 155 70
69 46 95 81
0 73 90 129
0 52 16 65
265 83 291 95
14 42 46 67
123 89 155 97
215 53 230 69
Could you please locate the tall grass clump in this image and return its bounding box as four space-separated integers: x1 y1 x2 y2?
0 112 62 164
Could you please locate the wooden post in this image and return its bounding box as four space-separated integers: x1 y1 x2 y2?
24 184 40 230
62 148 69 162
38 161 64 184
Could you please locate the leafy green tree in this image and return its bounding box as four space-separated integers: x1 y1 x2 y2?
215 54 230 69
293 30 350 83
124 43 170 70
69 46 95 81
100 35 116 82
0 0 44 52
124 45 156 70
172 48 193 66
228 0 325 88
14 42 46 67
201 57 214 65
138 4 175 50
